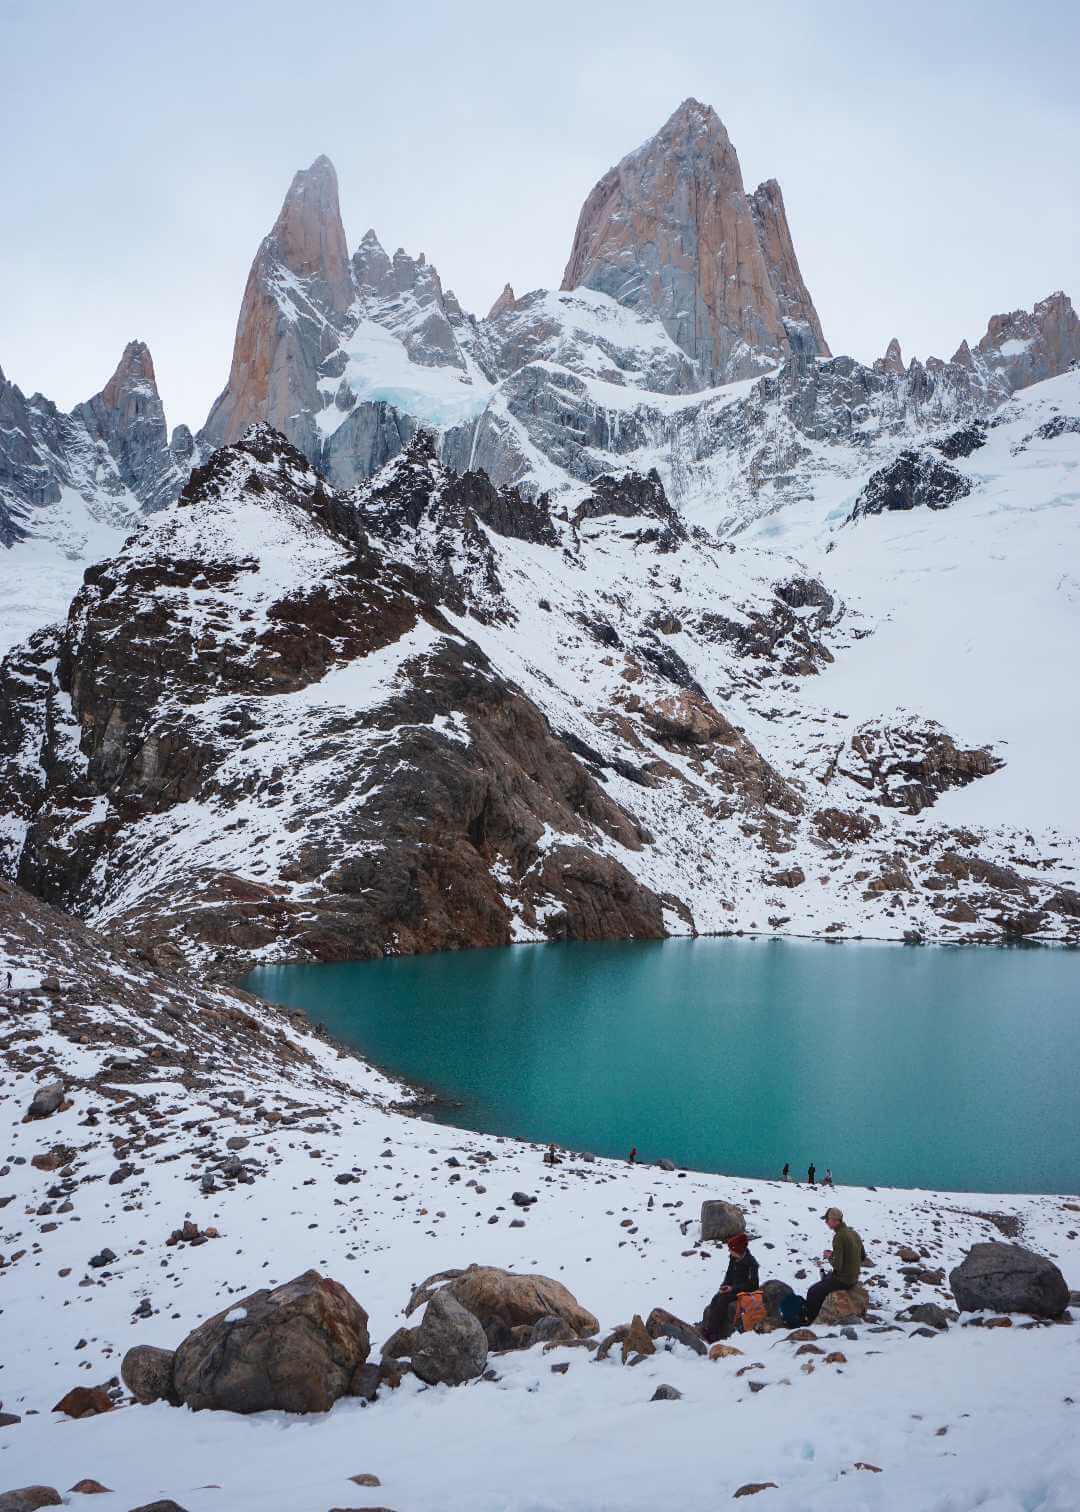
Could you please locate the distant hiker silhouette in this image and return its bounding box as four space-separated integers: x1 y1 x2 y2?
781 1162 790 1181
628 1146 638 1164
823 1167 834 1187
807 1162 817 1185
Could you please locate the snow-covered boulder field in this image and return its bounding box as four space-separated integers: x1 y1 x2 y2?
2 881 1079 1511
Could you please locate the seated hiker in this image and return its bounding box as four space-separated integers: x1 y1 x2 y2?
804 1205 864 1323
701 1232 760 1342
543 1143 562 1165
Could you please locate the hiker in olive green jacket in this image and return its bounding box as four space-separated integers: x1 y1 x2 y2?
804 1206 864 1323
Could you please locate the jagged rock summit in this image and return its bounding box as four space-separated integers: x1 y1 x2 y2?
560 98 830 383
202 154 354 455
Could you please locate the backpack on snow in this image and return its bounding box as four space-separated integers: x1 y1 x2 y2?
779 1292 807 1328
734 1289 768 1333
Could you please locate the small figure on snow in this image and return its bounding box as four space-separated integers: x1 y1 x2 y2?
823 1167 834 1187
543 1143 562 1166
627 1146 638 1164
807 1162 817 1185
781 1162 790 1181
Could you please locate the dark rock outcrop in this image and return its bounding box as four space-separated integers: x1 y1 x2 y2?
850 450 972 521
700 1200 746 1243
949 1243 1069 1318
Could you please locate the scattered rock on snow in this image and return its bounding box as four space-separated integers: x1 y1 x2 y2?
51 1387 112 1419
407 1265 598 1349
651 1383 682 1400
0 1493 62 1512
27 1081 64 1120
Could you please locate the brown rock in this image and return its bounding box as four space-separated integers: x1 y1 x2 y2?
814 1286 869 1326
348 1474 381 1487
67 1483 111 1495
121 1344 177 1405
0 1492 63 1511
407 1265 598 1350
733 1485 778 1499
51 1387 113 1419
173 1269 370 1414
620 1314 655 1364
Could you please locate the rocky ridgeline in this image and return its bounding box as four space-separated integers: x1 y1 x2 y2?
3 418 1077 964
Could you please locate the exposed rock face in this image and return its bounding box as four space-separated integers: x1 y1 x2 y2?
71 342 185 512
0 427 674 966
172 1269 371 1413
561 99 829 382
202 156 354 456
0 344 190 552
487 282 517 320
969 291 1080 392
949 1243 1069 1317
835 719 1003 815
411 1289 488 1386
850 450 972 520
875 338 905 377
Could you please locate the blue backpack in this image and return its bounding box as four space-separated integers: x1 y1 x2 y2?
779 1292 807 1328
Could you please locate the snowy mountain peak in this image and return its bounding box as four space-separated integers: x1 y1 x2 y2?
876 337 906 376
560 99 829 383
271 154 353 315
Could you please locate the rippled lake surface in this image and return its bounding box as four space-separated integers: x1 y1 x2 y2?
247 937 1080 1193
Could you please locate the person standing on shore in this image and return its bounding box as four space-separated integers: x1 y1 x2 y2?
781 1162 790 1181
807 1162 817 1185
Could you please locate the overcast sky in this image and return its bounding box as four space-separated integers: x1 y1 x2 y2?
2 0 1078 431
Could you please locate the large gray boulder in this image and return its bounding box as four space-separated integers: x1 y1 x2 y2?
700 1200 746 1243
949 1243 1069 1318
406 1264 599 1351
121 1343 178 1404
172 1269 370 1413
0 1491 62 1512
411 1289 488 1386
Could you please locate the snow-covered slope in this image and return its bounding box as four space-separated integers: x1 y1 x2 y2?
4 410 1078 966
1 883 1078 1512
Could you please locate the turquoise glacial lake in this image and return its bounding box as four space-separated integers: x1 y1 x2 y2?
246 938 1080 1194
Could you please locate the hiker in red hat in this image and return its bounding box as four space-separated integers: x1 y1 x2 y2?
701 1230 760 1342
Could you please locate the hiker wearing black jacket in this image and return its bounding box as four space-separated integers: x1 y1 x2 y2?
701 1232 760 1342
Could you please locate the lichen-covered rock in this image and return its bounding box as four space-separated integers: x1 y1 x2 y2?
121 1344 178 1405
407 1264 598 1351
700 1200 746 1243
949 1243 1069 1318
411 1289 487 1386
172 1269 370 1414
815 1285 869 1326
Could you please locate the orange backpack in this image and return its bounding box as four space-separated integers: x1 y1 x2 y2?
734 1290 767 1333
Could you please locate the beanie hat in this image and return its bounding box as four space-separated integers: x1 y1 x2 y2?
824 1206 844 1224
727 1231 749 1254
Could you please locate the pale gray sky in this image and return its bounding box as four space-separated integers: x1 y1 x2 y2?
1 0 1078 431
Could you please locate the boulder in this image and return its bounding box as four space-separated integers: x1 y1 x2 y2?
27 1081 64 1120
0 1493 62 1512
700 1200 746 1243
408 1265 598 1349
528 1314 577 1347
128 1503 190 1512
897 1302 950 1331
411 1290 487 1386
645 1307 707 1356
379 1326 417 1360
815 1285 869 1326
172 1269 370 1414
67 1484 111 1496
121 1344 178 1404
949 1243 1069 1318
51 1387 112 1419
